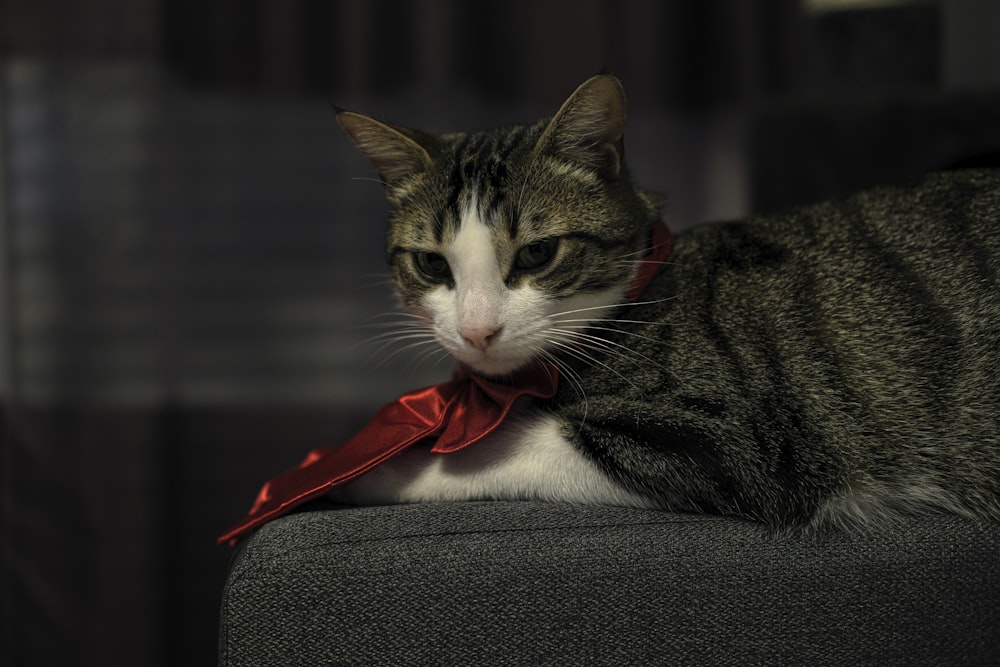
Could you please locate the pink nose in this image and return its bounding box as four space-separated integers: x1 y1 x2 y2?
461 326 501 352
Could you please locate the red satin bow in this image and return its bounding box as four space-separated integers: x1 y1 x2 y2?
219 222 673 545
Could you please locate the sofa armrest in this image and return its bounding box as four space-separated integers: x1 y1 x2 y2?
220 501 1000 665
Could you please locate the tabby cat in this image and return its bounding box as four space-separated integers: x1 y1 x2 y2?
331 74 1000 530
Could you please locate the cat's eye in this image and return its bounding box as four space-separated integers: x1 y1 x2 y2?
415 251 451 281
516 238 557 271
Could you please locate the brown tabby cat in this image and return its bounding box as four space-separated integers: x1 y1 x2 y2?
330 74 1000 530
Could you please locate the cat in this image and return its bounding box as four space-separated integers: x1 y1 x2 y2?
329 74 1000 530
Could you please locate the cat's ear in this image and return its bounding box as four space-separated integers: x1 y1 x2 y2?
534 74 627 179
336 110 435 195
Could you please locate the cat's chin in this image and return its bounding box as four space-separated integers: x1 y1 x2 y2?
434 330 539 378
461 356 533 379
445 346 535 378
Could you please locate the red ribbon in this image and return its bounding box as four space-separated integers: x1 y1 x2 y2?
219 222 673 545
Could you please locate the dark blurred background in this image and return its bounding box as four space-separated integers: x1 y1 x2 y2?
1 1 998 664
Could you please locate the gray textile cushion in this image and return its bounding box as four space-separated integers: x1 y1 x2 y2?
220 501 1000 665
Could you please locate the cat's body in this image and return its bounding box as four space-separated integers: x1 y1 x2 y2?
333 75 1000 530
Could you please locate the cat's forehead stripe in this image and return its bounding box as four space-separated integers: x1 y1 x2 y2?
441 135 474 237
434 125 541 241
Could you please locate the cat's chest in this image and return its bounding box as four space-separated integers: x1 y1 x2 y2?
330 409 654 508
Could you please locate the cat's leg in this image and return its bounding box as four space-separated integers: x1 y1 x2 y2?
327 411 655 508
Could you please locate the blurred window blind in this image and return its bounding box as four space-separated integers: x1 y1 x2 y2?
3 60 450 406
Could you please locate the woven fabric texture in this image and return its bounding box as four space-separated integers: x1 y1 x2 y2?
220 501 1000 665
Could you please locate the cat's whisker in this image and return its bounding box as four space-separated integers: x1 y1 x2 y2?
350 175 390 188
528 347 589 427
351 328 438 363
356 319 431 331
617 246 651 259
550 327 664 370
556 359 589 420
353 272 398 290
355 325 426 336
620 260 684 274
557 366 590 427
359 311 429 325
369 338 442 371
353 331 437 353
615 296 677 308
355 279 397 291
546 328 654 373
425 348 457 374
618 241 683 267
355 314 432 338
513 133 543 221
404 344 454 375
547 320 665 367
362 341 434 370
352 322 432 342
547 296 675 320
544 336 643 394
549 345 641 397
617 244 670 261
560 324 668 350
555 317 676 327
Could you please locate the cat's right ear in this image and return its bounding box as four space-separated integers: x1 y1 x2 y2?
336 110 435 197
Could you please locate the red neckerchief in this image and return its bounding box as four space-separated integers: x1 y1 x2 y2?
219 222 673 545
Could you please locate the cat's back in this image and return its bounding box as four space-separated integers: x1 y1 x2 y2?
678 167 999 278
660 168 999 417
668 168 999 346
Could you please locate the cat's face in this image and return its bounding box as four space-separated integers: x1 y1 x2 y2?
339 75 657 377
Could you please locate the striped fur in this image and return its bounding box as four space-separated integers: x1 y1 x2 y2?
337 75 1000 530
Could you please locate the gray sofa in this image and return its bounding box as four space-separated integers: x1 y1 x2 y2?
220 500 1000 664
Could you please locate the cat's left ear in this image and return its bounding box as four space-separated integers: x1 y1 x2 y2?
534 74 627 179
336 110 436 198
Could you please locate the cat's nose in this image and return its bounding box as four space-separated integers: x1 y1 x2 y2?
461 326 502 352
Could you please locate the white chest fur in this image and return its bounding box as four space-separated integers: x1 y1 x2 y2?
328 411 655 508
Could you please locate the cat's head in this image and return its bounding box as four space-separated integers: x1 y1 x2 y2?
338 74 659 377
